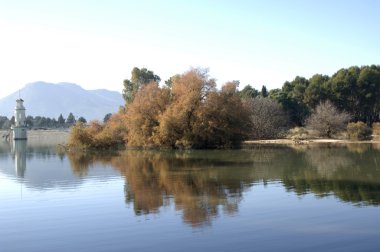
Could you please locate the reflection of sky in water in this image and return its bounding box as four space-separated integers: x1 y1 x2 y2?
1 142 380 251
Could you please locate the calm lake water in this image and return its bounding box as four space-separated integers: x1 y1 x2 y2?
1 140 380 252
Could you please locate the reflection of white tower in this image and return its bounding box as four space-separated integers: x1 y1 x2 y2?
11 98 27 140
11 140 27 178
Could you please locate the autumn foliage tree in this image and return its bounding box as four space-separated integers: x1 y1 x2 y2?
68 114 127 150
125 82 170 147
158 69 251 148
156 68 217 148
192 82 251 147
123 68 251 148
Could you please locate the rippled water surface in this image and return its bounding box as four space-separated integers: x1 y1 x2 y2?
1 139 380 252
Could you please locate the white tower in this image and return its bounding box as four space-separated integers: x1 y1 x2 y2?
11 98 27 140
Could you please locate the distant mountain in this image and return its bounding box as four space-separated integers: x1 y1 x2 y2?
0 82 124 120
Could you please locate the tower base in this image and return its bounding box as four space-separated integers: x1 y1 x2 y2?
11 126 28 140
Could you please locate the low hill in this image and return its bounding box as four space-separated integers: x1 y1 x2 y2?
0 82 124 120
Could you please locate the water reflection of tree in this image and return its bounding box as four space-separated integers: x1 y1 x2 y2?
304 146 353 178
112 151 248 227
68 151 116 176
282 145 380 205
67 145 380 226
346 143 371 154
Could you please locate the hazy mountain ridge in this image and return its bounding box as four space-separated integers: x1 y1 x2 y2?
0 82 124 120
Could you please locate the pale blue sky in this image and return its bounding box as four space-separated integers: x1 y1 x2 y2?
0 0 379 98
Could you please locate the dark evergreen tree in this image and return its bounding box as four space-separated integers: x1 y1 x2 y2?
66 113 76 126
261 85 268 97
240 85 259 99
123 67 161 106
78 117 87 124
57 114 65 126
103 113 112 123
0 116 9 129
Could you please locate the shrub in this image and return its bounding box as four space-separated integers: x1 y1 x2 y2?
287 127 310 140
248 97 289 139
373 123 380 136
305 101 350 138
68 122 96 150
68 117 127 150
347 122 372 140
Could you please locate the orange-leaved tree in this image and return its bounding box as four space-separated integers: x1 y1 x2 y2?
126 81 170 147
156 68 216 148
193 82 252 147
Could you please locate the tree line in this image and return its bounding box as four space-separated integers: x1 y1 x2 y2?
69 65 380 150
264 65 380 125
0 113 88 130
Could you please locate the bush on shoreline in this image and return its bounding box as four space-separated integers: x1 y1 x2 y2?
68 114 127 150
373 123 380 137
347 122 372 141
305 101 350 138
